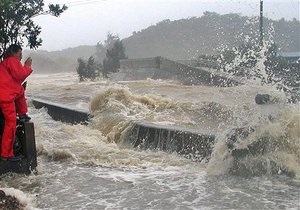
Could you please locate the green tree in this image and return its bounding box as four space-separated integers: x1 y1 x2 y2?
0 0 67 57
86 56 99 81
95 41 104 63
102 37 127 78
94 32 119 77
76 56 100 81
103 32 119 49
76 58 86 82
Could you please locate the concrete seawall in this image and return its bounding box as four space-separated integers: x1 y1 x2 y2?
31 98 294 177
119 56 241 86
31 98 215 161
130 123 215 161
31 99 91 124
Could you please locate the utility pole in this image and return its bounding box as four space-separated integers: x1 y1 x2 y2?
259 0 264 45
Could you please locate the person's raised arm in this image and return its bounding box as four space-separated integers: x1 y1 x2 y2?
7 57 33 82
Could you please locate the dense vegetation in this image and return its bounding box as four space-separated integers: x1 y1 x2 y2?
0 0 67 57
76 33 127 80
76 56 100 81
123 12 300 60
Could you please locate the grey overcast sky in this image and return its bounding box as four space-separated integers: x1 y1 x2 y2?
33 0 300 51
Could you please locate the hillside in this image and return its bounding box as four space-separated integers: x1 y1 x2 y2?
24 12 300 73
123 12 300 60
24 45 97 73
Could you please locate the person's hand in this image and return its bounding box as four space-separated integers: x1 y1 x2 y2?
22 81 27 90
24 57 32 67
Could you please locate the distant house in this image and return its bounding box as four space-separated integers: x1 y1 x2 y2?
278 51 300 63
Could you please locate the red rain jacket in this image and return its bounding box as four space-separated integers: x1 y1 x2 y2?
0 56 32 103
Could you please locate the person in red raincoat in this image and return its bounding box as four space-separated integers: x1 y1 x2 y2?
0 44 33 160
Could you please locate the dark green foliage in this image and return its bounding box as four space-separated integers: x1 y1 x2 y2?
76 56 100 81
102 35 127 78
0 0 67 57
48 4 68 17
95 41 105 64
86 56 99 80
76 58 86 82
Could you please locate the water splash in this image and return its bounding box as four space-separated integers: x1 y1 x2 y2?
208 105 300 178
216 17 297 102
0 188 37 209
